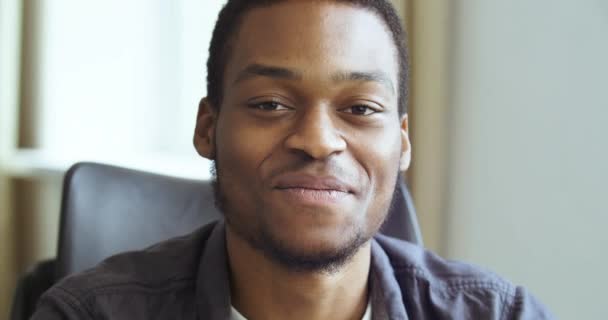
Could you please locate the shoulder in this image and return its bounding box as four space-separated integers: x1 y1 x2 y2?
372 234 554 319
56 222 215 294
374 234 512 290
34 222 217 319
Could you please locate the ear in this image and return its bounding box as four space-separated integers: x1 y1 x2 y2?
193 97 217 160
399 114 412 171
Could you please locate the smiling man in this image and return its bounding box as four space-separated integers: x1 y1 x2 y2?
32 1 553 319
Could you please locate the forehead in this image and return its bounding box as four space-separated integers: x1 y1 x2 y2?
226 1 398 85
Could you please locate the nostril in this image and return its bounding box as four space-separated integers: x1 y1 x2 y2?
284 129 346 160
283 108 347 159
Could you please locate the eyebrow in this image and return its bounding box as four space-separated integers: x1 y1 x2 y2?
232 63 395 94
331 70 395 94
233 64 303 85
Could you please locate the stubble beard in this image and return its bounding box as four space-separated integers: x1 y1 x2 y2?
210 160 389 275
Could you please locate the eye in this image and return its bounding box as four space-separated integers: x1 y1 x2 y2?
342 104 379 116
250 101 291 111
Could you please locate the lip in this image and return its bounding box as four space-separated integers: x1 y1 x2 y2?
273 174 355 193
272 174 355 205
276 188 349 204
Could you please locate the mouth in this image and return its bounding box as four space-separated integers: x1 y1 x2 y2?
272 174 355 205
274 187 351 205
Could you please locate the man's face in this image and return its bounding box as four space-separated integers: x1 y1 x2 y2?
197 1 409 271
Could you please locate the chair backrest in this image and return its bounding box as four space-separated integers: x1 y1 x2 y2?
55 162 422 279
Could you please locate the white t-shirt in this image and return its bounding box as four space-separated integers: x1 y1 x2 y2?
230 300 373 320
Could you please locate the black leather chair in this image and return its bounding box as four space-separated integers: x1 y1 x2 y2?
11 162 422 320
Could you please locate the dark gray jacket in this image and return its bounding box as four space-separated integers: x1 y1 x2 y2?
32 221 553 319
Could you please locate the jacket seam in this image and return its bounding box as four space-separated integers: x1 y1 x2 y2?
371 268 388 320
393 265 517 298
53 285 97 320
500 287 521 320
499 293 509 320
61 276 195 304
90 280 195 297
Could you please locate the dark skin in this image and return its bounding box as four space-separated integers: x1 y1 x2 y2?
194 2 410 320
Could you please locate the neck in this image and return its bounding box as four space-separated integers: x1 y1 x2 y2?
226 226 371 320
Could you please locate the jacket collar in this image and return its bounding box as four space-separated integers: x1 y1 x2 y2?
196 221 232 319
195 221 409 320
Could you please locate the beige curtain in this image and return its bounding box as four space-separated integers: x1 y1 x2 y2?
0 0 22 316
403 0 452 253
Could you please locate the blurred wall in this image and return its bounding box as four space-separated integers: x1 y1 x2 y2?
445 0 608 318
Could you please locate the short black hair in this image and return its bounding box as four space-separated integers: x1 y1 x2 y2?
206 0 409 115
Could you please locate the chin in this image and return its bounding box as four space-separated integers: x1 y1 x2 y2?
263 232 367 273
250 216 373 273
278 223 356 249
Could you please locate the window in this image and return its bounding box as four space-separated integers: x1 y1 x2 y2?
18 0 227 178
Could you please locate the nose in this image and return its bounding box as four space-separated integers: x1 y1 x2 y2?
284 106 347 160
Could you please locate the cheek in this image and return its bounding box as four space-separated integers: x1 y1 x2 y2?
214 115 267 221
351 124 403 216
215 113 280 190
217 122 255 177
352 123 402 182
376 134 403 193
